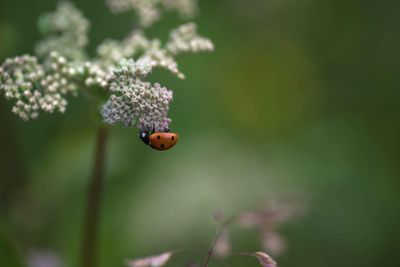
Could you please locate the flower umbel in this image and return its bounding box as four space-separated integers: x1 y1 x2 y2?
35 1 89 60
101 59 173 131
106 0 198 27
0 2 215 267
0 1 214 131
99 22 213 129
166 23 214 55
0 53 78 120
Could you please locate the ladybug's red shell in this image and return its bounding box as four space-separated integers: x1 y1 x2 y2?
149 132 179 151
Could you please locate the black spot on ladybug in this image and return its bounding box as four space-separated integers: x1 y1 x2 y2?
171 136 174 140
161 144 165 148
157 135 161 139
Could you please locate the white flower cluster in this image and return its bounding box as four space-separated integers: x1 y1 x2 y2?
101 59 173 131
163 0 197 18
35 1 90 60
0 52 108 120
166 22 214 55
97 23 213 80
0 54 69 120
141 39 185 79
142 22 214 78
0 1 214 129
99 22 213 130
97 31 149 67
105 0 198 27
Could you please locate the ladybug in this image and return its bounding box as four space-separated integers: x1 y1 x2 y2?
139 129 179 151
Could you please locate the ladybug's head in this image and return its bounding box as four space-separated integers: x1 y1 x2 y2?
138 129 150 145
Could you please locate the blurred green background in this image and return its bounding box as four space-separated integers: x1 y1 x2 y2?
1 0 400 266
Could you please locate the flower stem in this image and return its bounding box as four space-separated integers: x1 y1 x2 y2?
202 211 241 267
80 126 108 267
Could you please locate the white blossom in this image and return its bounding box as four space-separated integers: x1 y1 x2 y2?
166 22 214 55
0 54 70 120
97 24 214 80
0 52 108 120
106 0 198 28
126 252 174 267
35 1 90 60
101 59 172 131
162 0 198 18
97 31 149 67
1 1 213 129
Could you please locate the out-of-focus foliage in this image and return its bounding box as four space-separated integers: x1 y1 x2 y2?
1 0 400 267
0 225 23 267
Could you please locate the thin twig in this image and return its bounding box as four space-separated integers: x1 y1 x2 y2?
80 126 109 267
201 198 269 267
201 215 237 267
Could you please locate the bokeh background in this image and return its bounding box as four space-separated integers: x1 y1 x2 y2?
1 0 399 266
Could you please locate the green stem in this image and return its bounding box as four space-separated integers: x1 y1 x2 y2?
80 126 109 267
